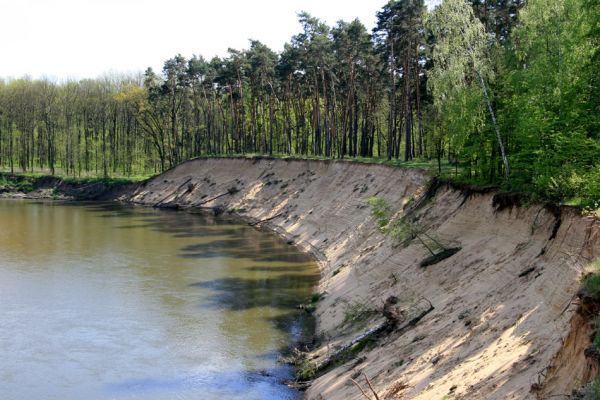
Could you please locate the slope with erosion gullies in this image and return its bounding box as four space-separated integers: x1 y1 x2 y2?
128 157 600 399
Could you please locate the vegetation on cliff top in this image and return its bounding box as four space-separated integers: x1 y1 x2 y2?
0 0 598 207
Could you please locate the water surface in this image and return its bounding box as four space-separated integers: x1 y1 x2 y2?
0 199 318 400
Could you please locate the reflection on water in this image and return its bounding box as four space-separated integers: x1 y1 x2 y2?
0 200 319 400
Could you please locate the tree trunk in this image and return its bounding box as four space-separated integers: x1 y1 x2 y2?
476 70 510 178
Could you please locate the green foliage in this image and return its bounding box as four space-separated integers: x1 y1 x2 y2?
366 196 391 231
366 195 436 246
61 176 146 186
592 318 600 351
311 292 323 303
588 376 600 400
387 218 417 243
0 0 598 207
296 359 318 381
0 173 144 195
0 174 36 192
498 0 600 205
350 337 374 354
581 259 600 296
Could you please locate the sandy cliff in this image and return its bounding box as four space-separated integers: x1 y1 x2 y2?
129 157 600 399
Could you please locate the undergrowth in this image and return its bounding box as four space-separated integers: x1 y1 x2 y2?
580 259 600 399
0 173 144 193
296 359 318 381
581 259 600 297
0 174 36 192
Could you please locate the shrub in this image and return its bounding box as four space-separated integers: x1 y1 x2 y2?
366 196 391 231
311 292 322 303
296 359 318 381
581 259 600 296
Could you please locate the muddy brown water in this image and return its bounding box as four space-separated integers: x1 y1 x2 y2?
0 199 319 400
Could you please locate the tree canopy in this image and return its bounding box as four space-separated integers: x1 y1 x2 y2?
0 0 597 206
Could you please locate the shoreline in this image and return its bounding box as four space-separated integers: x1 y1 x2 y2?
3 158 600 399
127 157 600 399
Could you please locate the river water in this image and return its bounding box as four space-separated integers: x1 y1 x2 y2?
0 199 319 400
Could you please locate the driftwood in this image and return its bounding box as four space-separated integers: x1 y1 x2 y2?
196 186 239 206
314 297 434 374
351 373 381 400
249 212 283 226
154 177 192 207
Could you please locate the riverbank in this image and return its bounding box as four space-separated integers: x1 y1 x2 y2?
0 173 141 201
126 157 600 399
3 158 599 399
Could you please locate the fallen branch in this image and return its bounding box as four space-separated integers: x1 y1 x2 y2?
314 297 434 374
196 186 239 206
518 267 536 278
249 212 283 226
350 373 381 400
364 373 381 400
351 378 374 400
154 177 192 207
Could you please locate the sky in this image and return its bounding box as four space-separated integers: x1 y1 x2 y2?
0 0 438 80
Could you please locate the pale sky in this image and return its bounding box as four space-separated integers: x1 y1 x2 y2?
0 0 437 80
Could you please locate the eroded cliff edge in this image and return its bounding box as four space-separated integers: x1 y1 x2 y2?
129 157 600 399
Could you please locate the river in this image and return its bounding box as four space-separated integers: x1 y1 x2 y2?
0 199 319 400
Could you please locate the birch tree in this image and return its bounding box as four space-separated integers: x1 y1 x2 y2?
427 0 510 178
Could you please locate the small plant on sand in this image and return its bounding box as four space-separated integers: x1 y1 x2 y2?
296 358 318 381
366 196 461 267
349 337 374 354
367 196 391 231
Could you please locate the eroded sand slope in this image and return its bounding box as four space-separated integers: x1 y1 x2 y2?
129 157 600 399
